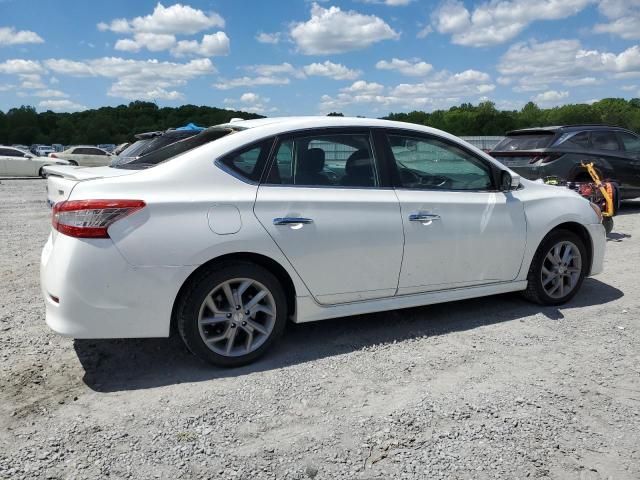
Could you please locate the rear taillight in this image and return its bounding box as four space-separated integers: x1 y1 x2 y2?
529 153 562 164
49 153 57 158
52 199 146 238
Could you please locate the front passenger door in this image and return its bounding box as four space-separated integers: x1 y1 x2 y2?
384 131 527 294
254 129 404 305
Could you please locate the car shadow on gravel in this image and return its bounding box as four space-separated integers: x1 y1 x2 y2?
74 277 623 393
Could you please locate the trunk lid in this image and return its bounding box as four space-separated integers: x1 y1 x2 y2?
44 165 137 206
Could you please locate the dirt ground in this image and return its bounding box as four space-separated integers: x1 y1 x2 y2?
0 178 638 480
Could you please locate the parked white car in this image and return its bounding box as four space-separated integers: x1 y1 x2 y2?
49 146 111 167
41 117 606 366
35 145 56 157
0 146 69 177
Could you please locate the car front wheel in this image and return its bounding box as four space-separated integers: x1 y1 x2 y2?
176 262 287 367
523 229 587 305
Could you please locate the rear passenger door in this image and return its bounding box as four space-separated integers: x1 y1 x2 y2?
589 130 633 186
253 128 404 305
617 132 640 194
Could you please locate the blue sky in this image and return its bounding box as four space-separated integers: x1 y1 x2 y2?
1 0 639 116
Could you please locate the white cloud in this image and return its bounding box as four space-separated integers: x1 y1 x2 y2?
0 27 44 46
38 99 87 112
319 68 495 113
432 0 592 47
32 89 69 98
98 2 224 35
114 38 142 52
595 0 640 40
256 32 281 44
290 3 399 54
343 80 385 95
390 70 495 98
171 32 230 57
99 3 228 56
0 59 44 74
214 76 291 90
416 25 432 39
18 73 46 89
45 57 215 100
247 63 304 78
498 39 640 91
223 92 275 114
376 58 433 76
532 90 569 105
303 61 361 80
115 32 177 52
361 0 413 5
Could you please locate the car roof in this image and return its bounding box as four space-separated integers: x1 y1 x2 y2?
506 124 632 135
214 115 462 138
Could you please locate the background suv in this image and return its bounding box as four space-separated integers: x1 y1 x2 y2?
490 125 640 200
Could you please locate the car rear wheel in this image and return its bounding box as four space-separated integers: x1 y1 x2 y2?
39 167 48 178
176 262 287 367
523 229 587 305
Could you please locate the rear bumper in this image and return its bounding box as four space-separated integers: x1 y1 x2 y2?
41 233 192 338
585 223 606 276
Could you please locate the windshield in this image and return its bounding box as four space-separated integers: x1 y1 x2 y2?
493 133 555 151
112 127 240 170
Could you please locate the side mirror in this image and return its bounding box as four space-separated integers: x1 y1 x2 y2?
500 170 520 191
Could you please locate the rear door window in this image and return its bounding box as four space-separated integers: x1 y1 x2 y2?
556 131 590 149
591 131 620 151
264 132 378 187
618 132 640 153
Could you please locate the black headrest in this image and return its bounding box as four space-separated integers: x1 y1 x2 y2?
300 148 325 173
345 149 373 176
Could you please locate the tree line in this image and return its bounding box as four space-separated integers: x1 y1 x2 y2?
0 98 639 146
384 98 640 136
0 101 263 146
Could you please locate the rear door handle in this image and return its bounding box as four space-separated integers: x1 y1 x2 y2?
409 213 441 222
273 217 314 226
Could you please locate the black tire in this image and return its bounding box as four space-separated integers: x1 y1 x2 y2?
603 216 614 235
39 167 47 178
175 261 287 367
522 229 587 306
68 160 78 166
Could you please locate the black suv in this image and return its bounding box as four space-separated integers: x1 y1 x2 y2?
490 125 640 200
111 126 204 166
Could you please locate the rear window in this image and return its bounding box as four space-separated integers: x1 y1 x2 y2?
117 139 154 159
113 128 238 170
493 133 554 151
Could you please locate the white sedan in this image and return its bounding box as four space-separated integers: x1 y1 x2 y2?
0 146 69 177
49 145 112 167
41 117 606 367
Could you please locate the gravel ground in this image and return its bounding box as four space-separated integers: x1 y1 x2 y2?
0 178 639 480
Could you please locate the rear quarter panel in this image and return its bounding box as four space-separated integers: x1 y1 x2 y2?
68 140 313 299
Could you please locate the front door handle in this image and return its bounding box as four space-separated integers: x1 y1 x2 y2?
409 213 441 222
273 217 314 226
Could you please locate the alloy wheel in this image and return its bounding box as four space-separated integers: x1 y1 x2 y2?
540 240 582 299
197 278 277 357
